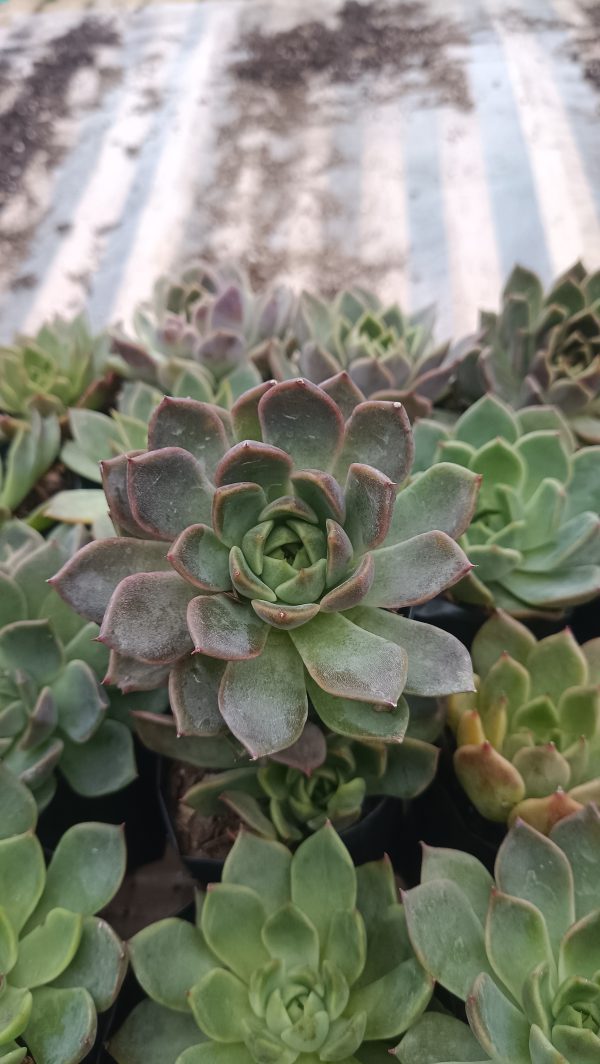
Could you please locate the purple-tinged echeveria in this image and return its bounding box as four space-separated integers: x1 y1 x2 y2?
397 804 600 1064
289 288 455 422
112 261 295 408
447 611 600 832
51 378 477 757
454 262 600 444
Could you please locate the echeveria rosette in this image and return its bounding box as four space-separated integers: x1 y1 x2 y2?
0 314 116 423
51 377 477 757
181 721 440 843
0 771 126 1064
396 803 600 1064
0 520 140 809
291 288 454 421
110 824 433 1064
455 263 600 443
113 261 295 408
413 394 600 616
447 611 600 832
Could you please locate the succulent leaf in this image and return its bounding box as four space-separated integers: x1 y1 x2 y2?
397 804 600 1064
453 262 600 444
450 612 600 828
0 813 125 1061
415 395 600 614
117 826 432 1062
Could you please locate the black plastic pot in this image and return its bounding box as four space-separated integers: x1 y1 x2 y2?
37 738 166 873
157 757 402 884
571 597 600 643
399 733 505 886
412 595 578 650
410 597 487 650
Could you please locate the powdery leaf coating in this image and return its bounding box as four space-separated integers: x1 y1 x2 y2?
52 379 478 756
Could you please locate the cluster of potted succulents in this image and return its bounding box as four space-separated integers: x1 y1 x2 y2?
0 259 599 1063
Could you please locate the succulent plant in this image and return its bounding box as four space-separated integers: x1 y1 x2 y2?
454 263 600 443
112 261 295 406
291 288 455 421
179 719 439 843
0 520 139 808
110 823 433 1064
447 611 600 831
61 381 162 484
397 803 600 1064
0 413 60 525
0 315 116 421
413 394 600 615
0 769 126 1064
52 377 476 758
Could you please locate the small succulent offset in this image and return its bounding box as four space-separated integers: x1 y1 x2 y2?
180 721 439 843
113 261 295 407
0 520 136 808
292 288 454 421
413 394 600 615
52 377 476 758
0 413 60 525
397 803 600 1064
447 611 600 832
455 263 600 443
0 315 115 421
110 824 433 1064
0 766 126 1064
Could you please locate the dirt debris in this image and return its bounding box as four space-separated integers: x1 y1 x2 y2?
0 18 121 210
170 761 242 863
233 0 471 110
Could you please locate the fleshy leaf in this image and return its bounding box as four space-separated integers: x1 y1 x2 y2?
99 572 196 664
219 629 308 757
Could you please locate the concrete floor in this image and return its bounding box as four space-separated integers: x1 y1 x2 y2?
1 0 600 343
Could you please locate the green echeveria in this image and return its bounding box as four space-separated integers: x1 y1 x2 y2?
110 824 433 1064
0 314 114 420
447 611 600 831
0 766 126 1064
180 720 440 843
0 520 140 808
413 394 600 615
52 377 476 758
455 263 600 443
0 412 60 525
42 381 166 531
398 803 600 1064
292 288 454 421
112 261 295 408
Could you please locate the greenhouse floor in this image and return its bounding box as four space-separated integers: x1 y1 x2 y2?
1 0 600 341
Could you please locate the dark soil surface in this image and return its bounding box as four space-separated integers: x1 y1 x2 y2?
233 0 471 110
0 18 120 209
169 761 241 862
